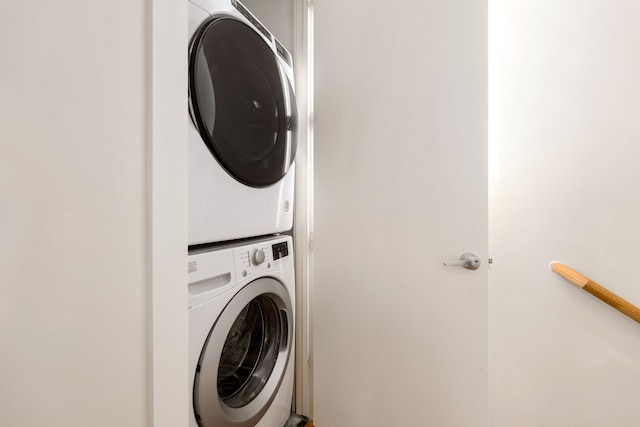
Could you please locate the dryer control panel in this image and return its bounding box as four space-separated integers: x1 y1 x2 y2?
234 239 292 280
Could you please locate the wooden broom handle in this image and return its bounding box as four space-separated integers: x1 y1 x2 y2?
551 262 640 324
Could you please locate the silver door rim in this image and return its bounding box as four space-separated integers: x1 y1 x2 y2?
194 277 293 427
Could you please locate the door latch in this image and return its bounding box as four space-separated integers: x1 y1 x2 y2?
443 252 481 271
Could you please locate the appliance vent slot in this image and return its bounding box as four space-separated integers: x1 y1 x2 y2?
275 39 292 67
231 0 272 42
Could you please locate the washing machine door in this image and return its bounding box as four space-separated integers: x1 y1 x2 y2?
193 277 293 427
189 16 298 188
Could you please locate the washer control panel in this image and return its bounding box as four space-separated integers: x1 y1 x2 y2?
234 239 291 280
271 241 289 260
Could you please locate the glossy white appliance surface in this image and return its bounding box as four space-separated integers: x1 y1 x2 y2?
188 235 295 427
188 0 297 246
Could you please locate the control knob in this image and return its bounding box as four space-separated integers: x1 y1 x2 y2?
251 249 266 266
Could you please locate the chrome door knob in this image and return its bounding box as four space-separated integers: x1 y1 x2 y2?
443 252 481 270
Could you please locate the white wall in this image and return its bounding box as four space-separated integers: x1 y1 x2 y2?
490 1 640 425
0 2 150 426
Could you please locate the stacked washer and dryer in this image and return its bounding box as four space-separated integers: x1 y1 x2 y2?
187 1 298 426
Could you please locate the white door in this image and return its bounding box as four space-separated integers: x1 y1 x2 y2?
311 0 488 426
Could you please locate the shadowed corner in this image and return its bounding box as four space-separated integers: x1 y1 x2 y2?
285 413 311 426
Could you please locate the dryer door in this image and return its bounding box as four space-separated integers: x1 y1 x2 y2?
189 16 298 188
193 277 293 427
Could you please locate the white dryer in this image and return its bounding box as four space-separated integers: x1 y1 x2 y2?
188 235 295 427
188 0 298 246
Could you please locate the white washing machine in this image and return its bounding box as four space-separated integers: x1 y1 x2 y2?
188 0 298 246
188 235 295 427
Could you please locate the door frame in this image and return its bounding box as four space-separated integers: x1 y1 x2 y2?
292 0 315 419
148 1 189 426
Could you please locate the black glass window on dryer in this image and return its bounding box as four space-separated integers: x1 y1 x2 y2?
189 16 297 188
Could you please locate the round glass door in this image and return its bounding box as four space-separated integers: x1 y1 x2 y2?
189 17 298 188
217 295 282 408
193 278 293 427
